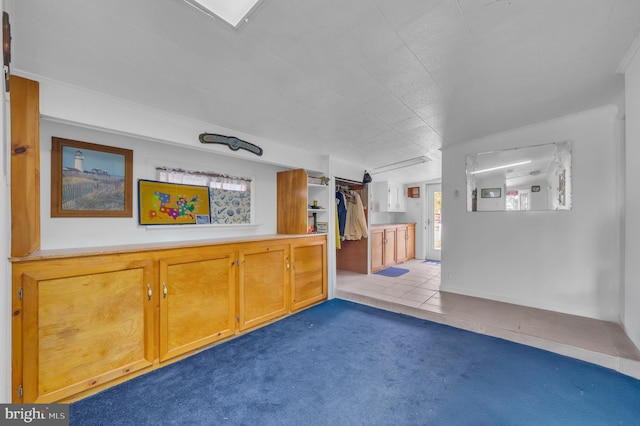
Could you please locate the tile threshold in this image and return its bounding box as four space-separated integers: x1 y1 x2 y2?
335 288 640 380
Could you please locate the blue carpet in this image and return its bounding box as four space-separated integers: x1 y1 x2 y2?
70 299 640 426
423 259 441 265
374 266 409 277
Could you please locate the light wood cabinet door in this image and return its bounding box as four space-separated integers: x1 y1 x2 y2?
291 237 327 312
277 169 308 234
407 224 416 260
383 228 397 268
370 228 385 272
159 249 236 362
17 257 154 403
395 226 408 263
238 243 289 331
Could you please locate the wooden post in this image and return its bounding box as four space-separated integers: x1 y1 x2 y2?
10 75 40 257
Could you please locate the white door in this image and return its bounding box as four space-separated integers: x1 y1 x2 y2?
426 184 442 261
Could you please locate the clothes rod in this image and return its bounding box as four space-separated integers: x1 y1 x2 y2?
335 177 362 186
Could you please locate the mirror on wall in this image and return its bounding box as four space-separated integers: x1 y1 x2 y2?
466 141 572 212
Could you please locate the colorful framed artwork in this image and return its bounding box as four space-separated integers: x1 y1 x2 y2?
138 179 210 225
51 137 133 217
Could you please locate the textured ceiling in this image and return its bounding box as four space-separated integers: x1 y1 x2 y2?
9 0 640 182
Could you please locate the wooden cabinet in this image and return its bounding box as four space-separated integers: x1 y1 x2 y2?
238 242 289 331
383 227 397 268
159 247 236 362
370 224 416 273
13 254 155 403
11 235 327 403
291 236 327 312
395 226 408 263
406 223 416 260
277 169 308 234
370 227 385 272
395 224 416 263
277 169 329 234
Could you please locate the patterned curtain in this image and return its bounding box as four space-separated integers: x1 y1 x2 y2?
156 168 252 224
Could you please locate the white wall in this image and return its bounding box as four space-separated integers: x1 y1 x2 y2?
40 119 287 249
2 0 16 403
1 0 11 403
442 105 622 321
475 176 505 211
30 74 333 176
623 42 640 347
330 157 365 184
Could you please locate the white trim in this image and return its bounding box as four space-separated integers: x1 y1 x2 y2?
143 223 262 231
617 30 640 74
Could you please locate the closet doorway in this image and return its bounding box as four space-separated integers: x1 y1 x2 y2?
335 177 369 274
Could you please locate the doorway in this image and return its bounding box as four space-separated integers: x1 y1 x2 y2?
424 184 442 261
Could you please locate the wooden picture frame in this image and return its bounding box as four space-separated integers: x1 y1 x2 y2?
51 137 133 217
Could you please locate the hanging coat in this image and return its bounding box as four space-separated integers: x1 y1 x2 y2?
336 191 347 238
344 193 368 240
334 201 341 249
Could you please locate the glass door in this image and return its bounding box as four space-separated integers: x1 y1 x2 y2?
426 184 442 261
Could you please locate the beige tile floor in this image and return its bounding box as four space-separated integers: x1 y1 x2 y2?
335 259 640 380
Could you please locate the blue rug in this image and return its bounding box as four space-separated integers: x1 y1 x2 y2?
70 299 640 426
374 266 409 277
423 259 441 265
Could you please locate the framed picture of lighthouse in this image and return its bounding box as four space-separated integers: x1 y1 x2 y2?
51 137 133 217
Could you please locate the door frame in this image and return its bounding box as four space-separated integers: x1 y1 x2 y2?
423 183 442 261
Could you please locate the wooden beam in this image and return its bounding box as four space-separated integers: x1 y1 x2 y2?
11 75 40 257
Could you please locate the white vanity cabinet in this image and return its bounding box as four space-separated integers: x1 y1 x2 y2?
372 181 406 212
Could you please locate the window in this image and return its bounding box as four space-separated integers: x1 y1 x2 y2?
156 167 252 224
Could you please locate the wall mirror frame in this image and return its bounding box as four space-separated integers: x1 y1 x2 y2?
466 141 572 212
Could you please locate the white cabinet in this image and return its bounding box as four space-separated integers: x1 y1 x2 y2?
372 182 406 212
